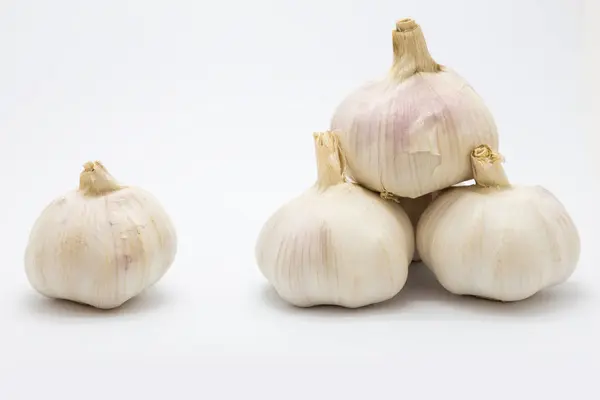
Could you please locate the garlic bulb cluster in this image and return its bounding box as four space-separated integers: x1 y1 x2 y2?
255 131 414 308
24 161 177 309
417 145 580 302
253 17 580 307
331 18 498 199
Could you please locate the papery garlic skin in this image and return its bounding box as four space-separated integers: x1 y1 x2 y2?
417 146 580 302
330 18 498 199
255 132 414 308
257 185 414 308
24 162 177 309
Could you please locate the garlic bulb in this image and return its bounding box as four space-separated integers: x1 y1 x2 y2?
24 161 177 309
255 131 414 308
417 145 580 302
330 18 499 199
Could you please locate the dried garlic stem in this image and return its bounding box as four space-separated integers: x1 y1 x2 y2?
313 131 347 190
391 18 442 81
79 161 123 196
470 145 510 188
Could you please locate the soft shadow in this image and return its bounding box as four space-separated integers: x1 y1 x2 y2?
394 263 592 319
20 286 174 320
259 263 591 319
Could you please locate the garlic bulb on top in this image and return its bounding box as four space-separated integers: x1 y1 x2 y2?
417 145 580 302
255 131 414 308
25 161 177 309
331 18 499 199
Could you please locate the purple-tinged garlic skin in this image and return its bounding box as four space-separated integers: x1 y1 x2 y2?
331 18 499 199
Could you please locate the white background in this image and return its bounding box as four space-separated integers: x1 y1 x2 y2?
1 0 598 399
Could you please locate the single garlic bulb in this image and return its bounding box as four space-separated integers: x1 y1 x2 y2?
417 145 580 302
330 18 499 199
24 161 177 309
255 131 414 308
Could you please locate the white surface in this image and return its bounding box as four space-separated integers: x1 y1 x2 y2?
1 1 598 399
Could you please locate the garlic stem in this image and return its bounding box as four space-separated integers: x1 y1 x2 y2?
313 131 346 189
470 145 510 188
79 161 123 196
391 18 442 81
